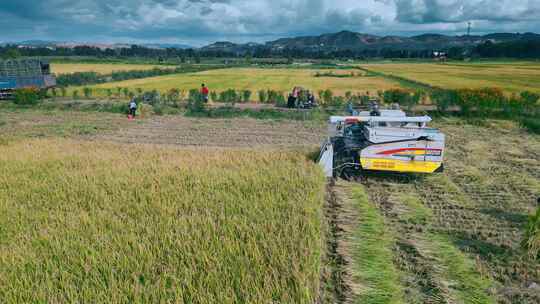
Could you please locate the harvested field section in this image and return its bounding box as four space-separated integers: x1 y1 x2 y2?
428 119 540 303
0 139 326 303
0 110 128 142
353 118 540 303
359 175 497 304
93 115 327 148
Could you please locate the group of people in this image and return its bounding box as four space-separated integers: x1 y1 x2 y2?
287 87 316 109
128 84 324 118
127 83 209 119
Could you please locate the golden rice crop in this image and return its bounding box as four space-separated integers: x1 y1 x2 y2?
68 67 401 97
362 62 540 93
0 139 325 303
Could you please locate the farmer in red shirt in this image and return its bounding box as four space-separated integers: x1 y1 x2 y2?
201 83 209 103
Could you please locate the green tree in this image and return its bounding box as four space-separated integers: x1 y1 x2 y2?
322 89 333 105
167 88 180 103
1 48 21 60
60 87 67 98
72 90 79 99
210 91 218 103
187 89 205 113
242 90 252 103
13 88 39 105
258 90 268 103
318 90 324 101
431 90 458 113
50 88 57 100
83 87 92 99
520 91 540 112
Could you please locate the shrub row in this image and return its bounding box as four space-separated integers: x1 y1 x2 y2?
430 88 540 117
313 71 361 78
13 88 41 105
209 89 252 104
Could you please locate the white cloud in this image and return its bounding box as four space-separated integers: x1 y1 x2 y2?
0 0 539 44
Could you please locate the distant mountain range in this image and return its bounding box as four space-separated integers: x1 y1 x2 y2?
1 40 192 50
201 30 540 54
4 30 540 53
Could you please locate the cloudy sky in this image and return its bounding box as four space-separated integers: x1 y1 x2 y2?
1 0 539 46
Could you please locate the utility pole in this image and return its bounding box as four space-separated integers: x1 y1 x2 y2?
467 22 471 36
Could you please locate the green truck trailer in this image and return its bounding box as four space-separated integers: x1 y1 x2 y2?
0 58 56 98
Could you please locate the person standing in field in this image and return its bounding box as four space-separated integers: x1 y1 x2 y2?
128 98 137 119
201 83 209 103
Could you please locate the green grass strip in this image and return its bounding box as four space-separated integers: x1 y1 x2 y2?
427 234 497 304
351 185 405 304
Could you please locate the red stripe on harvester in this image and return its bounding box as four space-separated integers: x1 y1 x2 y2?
376 148 442 155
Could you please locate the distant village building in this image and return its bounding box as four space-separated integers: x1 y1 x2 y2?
433 51 448 61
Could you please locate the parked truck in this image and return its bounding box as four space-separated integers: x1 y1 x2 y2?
0 58 56 98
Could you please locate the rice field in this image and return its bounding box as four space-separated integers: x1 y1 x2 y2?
0 139 326 303
361 62 540 93
52 63 177 75
69 67 401 96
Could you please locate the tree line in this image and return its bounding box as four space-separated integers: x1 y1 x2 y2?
2 39 540 60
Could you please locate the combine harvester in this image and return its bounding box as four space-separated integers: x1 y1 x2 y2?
318 105 445 178
0 58 56 99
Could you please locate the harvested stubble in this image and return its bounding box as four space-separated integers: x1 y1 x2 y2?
352 118 540 303
0 139 325 303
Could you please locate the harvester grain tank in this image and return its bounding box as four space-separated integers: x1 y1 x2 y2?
318 106 445 177
0 58 56 98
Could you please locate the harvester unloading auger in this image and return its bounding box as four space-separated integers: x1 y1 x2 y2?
318 104 445 178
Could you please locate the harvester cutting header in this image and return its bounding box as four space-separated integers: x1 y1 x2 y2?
318 105 445 178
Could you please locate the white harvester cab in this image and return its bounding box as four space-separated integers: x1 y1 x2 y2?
318 108 445 177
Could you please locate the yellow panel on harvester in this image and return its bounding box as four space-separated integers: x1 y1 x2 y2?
361 158 442 174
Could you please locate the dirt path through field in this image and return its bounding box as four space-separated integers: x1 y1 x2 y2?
91 115 327 149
